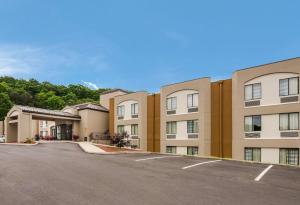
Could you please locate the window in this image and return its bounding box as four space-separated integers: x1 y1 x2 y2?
245 83 261 100
187 93 198 108
117 125 124 134
187 120 198 134
166 97 177 110
117 105 125 117
244 148 261 162
280 113 299 130
131 103 138 115
166 146 176 154
166 122 177 134
280 148 299 165
280 77 299 96
244 116 261 132
187 146 198 156
40 121 48 128
131 124 138 136
40 131 48 137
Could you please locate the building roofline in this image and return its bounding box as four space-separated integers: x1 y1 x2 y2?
15 105 81 119
161 77 211 88
101 88 131 95
234 56 300 73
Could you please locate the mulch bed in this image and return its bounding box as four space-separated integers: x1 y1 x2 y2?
96 144 137 153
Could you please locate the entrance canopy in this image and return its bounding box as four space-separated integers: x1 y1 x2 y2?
5 105 81 143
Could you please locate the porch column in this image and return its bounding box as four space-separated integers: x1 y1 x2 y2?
18 113 33 142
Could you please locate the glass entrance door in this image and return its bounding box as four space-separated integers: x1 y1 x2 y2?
54 124 72 140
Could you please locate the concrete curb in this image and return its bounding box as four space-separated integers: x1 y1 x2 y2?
0 142 39 146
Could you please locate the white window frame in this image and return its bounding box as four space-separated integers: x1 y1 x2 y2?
131 103 138 115
166 121 177 135
187 120 198 134
166 97 177 111
117 125 124 134
117 105 125 117
187 93 198 108
244 83 261 101
131 124 138 136
244 115 262 132
166 146 176 154
279 113 299 131
279 77 299 96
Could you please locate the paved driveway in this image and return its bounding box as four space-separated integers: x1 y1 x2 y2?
0 143 299 205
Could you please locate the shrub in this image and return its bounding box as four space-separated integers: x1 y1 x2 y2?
34 134 40 141
111 132 130 148
23 138 35 144
72 135 79 141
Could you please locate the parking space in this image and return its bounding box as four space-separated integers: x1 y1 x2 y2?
0 143 300 205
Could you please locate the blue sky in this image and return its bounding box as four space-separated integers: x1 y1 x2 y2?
0 0 300 92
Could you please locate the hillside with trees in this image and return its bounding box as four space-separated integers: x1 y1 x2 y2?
0 76 110 120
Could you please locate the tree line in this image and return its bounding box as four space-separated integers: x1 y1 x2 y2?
0 76 109 120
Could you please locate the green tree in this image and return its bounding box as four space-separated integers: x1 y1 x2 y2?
62 92 78 105
0 82 9 93
0 93 13 120
46 95 65 110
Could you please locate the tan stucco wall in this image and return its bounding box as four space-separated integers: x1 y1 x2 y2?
100 90 128 109
232 58 300 161
160 78 211 156
114 91 148 150
78 109 108 141
0 121 4 135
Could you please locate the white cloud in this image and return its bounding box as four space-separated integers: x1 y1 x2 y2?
0 44 110 78
82 81 99 90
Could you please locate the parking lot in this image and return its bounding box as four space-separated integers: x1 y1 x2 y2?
0 143 299 205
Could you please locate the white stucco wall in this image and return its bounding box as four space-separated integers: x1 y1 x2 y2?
176 146 187 155
261 115 281 139
245 73 299 106
261 148 279 164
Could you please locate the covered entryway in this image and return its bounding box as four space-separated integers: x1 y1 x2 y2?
4 105 81 143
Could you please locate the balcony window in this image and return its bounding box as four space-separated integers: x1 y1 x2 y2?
166 97 177 110
280 113 299 131
244 115 261 132
280 77 299 96
187 93 198 108
245 83 261 101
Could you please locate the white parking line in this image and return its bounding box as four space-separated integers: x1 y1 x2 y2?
135 156 182 162
182 160 222 170
255 165 273 182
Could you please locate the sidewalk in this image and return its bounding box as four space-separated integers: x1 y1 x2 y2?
77 142 106 154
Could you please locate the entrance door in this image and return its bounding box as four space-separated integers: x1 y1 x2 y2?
53 124 72 140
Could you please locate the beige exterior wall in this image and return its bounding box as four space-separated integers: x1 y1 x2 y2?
160 78 211 156
100 90 128 109
114 91 148 150
78 109 108 141
0 121 4 135
232 58 300 164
